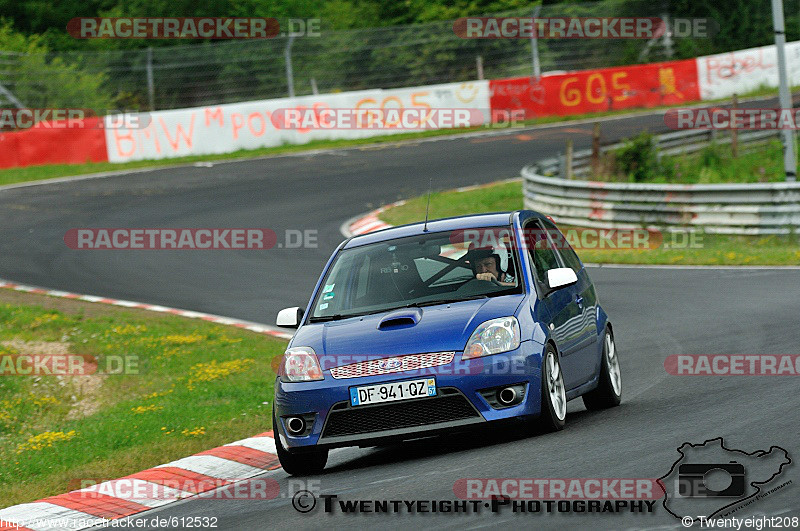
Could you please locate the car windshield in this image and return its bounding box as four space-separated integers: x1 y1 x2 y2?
309 226 523 321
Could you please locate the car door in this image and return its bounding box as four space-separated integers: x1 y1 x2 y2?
524 218 586 390
540 218 599 386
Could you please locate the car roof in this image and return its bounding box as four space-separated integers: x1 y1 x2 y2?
343 211 520 249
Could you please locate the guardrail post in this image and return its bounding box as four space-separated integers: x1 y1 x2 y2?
476 55 484 80
530 6 541 79
285 35 296 98
565 139 574 180
591 123 601 175
146 47 155 111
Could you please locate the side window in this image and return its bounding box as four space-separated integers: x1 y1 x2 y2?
540 218 582 273
524 219 560 283
558 241 583 274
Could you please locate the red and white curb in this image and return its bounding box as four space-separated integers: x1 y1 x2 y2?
343 200 404 237
0 279 292 340
0 280 292 528
0 432 279 530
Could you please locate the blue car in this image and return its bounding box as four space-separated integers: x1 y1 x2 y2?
273 210 621 475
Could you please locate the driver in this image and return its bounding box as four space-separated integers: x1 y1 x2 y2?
466 247 515 286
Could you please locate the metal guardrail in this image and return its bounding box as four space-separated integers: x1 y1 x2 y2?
523 129 800 234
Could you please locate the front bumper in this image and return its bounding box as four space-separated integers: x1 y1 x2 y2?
274 340 544 450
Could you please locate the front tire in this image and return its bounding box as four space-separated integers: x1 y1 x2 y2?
538 345 566 432
274 411 328 475
582 327 622 410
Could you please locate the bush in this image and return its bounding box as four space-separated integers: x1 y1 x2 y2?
0 21 114 111
614 131 659 183
698 143 723 168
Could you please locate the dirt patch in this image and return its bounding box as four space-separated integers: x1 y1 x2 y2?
1 338 106 420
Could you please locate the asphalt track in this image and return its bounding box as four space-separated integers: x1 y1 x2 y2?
1 106 798 529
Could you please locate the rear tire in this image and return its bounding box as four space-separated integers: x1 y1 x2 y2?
274 410 328 475
538 345 566 432
582 327 622 411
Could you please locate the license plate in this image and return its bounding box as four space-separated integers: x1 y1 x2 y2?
350 378 436 406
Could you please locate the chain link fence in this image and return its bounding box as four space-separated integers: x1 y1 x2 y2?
0 0 705 111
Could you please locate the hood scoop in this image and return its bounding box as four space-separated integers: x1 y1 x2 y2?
378 307 422 330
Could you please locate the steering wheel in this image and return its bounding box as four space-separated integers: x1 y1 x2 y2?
456 277 504 294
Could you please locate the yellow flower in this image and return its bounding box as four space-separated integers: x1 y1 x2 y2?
725 252 737 260
186 359 254 389
142 390 173 400
181 427 206 437
28 313 60 329
29 394 59 407
112 324 147 335
161 334 205 345
131 404 164 414
16 430 77 454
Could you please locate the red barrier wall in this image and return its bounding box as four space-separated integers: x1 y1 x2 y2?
0 58 702 170
0 117 108 169
489 58 700 120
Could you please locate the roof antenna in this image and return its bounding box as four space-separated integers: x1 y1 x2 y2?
423 177 433 232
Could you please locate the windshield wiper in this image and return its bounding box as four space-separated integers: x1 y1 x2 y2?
307 313 364 323
401 294 489 309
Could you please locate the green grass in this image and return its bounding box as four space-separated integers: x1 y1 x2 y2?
0 293 287 508
1 84 795 188
378 180 800 266
656 140 794 184
599 137 800 184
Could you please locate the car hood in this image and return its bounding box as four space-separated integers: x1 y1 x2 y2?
290 294 525 358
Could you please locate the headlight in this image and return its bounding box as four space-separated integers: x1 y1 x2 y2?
463 317 521 360
280 347 324 382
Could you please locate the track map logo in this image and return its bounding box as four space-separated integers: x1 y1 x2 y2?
658 438 791 522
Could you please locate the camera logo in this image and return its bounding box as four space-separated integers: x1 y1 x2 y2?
677 462 745 497
659 438 791 520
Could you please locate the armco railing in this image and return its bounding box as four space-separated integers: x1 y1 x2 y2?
522 129 800 235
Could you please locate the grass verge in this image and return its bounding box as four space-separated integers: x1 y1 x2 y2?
0 288 286 508
378 180 800 266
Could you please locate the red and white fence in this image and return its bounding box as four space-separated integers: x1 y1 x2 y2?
0 41 795 169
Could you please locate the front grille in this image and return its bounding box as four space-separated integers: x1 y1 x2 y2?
329 351 455 379
321 391 480 438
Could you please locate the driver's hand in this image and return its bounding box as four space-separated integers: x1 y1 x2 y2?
476 272 496 282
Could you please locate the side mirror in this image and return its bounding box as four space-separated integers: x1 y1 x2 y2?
276 307 304 328
546 268 578 291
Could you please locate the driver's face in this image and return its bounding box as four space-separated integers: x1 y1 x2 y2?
475 257 499 278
